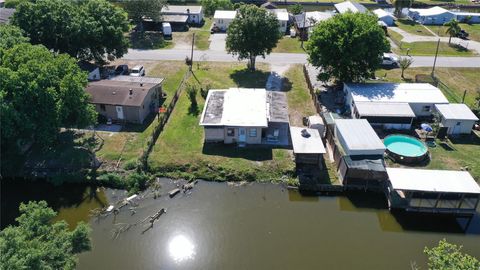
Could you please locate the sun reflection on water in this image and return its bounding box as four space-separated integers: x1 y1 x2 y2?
168 235 195 263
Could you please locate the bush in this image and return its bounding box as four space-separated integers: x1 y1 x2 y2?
126 172 151 195
186 84 198 107
123 159 139 170
96 173 125 189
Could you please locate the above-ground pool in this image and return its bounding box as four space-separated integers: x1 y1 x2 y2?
384 135 429 164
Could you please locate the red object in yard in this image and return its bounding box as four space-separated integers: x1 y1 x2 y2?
159 107 166 113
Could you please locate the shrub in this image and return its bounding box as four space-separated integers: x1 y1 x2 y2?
123 159 138 170
96 173 124 189
126 172 150 194
186 84 198 106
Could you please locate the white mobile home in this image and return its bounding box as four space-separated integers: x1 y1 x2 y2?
161 5 203 24
455 12 480 24
373 9 396 26
408 7 455 25
435 103 478 135
269 8 289 34
334 1 367 14
213 10 237 32
344 83 449 121
334 119 386 158
294 11 333 39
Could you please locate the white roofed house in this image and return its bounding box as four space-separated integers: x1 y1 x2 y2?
294 11 333 40
408 7 455 25
334 1 368 14
199 88 289 146
161 5 204 25
213 10 237 32
435 103 479 135
268 9 289 34
454 11 480 24
344 83 449 129
373 9 396 26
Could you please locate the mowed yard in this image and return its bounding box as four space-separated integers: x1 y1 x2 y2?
148 62 317 182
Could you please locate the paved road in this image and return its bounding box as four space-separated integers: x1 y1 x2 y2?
123 48 480 67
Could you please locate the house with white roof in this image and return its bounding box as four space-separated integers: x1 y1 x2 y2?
344 83 449 129
334 1 368 14
408 6 455 25
199 88 289 145
294 11 333 39
161 5 203 24
268 8 289 34
454 11 480 24
213 10 237 31
373 9 396 26
435 103 479 135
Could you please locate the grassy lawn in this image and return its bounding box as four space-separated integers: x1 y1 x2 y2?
90 61 189 168
283 65 316 125
273 37 305 53
129 32 174 50
395 19 434 36
171 18 212 50
375 67 480 107
388 29 476 56
426 23 480 42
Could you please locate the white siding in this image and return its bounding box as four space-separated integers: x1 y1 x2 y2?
441 118 476 135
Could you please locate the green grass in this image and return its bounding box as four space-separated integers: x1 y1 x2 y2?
129 32 174 50
395 19 434 36
273 37 305 53
170 18 212 50
283 65 316 125
426 23 480 42
412 0 472 5
375 67 480 107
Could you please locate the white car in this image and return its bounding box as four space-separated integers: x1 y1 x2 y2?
382 53 399 67
130 65 145 77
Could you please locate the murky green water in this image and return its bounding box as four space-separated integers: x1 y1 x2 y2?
2 179 479 269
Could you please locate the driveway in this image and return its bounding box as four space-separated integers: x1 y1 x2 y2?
209 33 227 51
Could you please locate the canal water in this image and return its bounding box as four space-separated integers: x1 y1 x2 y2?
2 179 480 269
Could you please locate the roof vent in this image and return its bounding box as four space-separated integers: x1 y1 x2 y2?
301 129 311 138
129 88 133 95
112 91 116 95
140 83 143 87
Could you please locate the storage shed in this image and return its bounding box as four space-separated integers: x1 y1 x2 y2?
334 119 386 158
408 7 455 25
290 126 326 168
435 103 478 135
373 9 396 26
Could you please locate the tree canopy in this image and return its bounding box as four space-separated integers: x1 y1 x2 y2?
306 12 390 83
12 0 129 63
0 43 97 156
0 24 29 50
201 0 233 17
392 0 412 17
0 201 91 270
123 0 166 25
444 19 461 44
226 5 281 70
423 239 480 270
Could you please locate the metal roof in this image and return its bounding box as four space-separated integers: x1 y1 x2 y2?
409 7 453 17
435 103 479 121
199 88 268 127
346 83 449 104
290 126 326 154
335 119 386 154
269 9 289 21
334 1 367 14
355 102 415 117
162 15 189 23
373 9 396 19
109 75 165 85
214 10 237 19
0 8 14 24
387 168 480 194
161 5 202 14
294 11 333 28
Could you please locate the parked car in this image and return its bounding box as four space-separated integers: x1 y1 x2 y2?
456 29 469 39
115 64 129 75
162 23 172 38
130 65 145 77
382 53 399 67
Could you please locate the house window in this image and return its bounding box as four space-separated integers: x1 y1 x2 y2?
456 122 461 126
249 128 257 137
100 104 106 111
422 105 431 112
227 128 235 136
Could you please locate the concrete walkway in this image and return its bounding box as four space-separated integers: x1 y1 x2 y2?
389 27 480 54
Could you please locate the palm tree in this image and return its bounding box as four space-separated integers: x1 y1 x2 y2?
399 56 413 79
444 19 461 44
392 0 413 18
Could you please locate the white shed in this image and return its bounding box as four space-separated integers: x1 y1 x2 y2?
408 7 455 25
435 103 478 135
334 119 386 157
373 9 396 26
213 10 237 31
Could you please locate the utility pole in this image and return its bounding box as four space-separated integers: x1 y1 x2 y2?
431 38 440 78
190 33 195 71
301 11 306 48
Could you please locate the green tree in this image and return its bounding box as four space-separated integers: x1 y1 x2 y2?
288 3 303 15
201 0 233 17
12 0 129 63
398 56 413 79
0 201 91 270
306 12 390 83
124 0 166 30
226 4 281 71
0 43 97 156
0 24 29 50
423 239 480 270
392 0 412 18
444 19 461 44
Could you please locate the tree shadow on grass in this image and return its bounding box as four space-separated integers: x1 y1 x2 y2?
449 132 480 146
229 68 271 88
188 103 200 116
449 43 470 53
202 143 273 161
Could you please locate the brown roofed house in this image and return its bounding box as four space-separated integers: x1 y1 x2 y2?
85 77 164 124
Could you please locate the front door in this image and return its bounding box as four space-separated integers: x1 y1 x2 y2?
116 106 124 120
238 128 246 143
